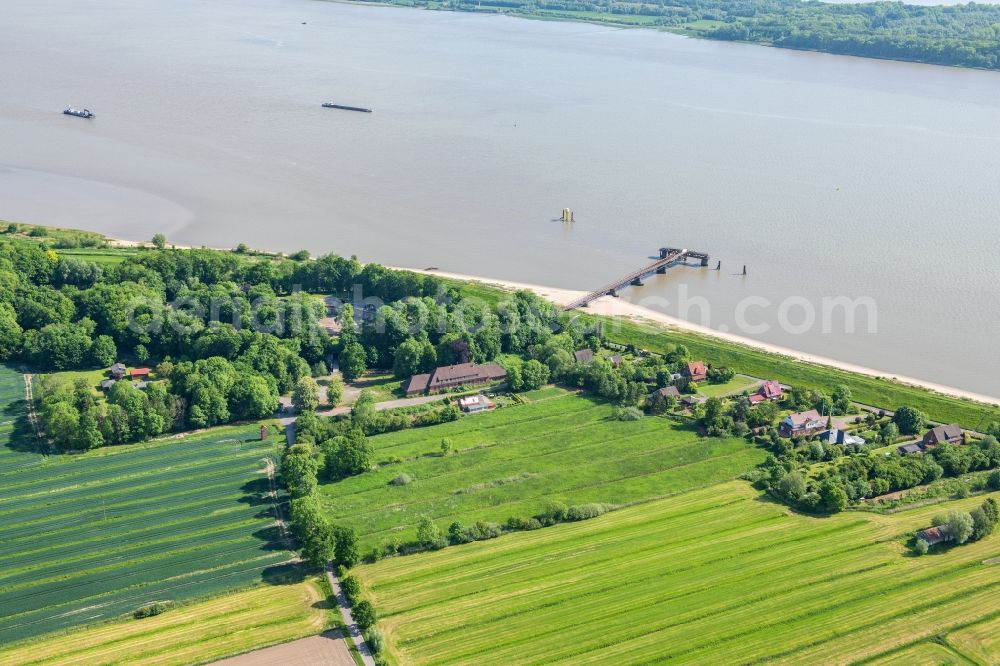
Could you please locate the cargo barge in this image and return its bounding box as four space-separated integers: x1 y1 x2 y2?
63 107 94 118
322 102 372 113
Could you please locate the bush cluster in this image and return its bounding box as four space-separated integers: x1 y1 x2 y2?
133 601 172 619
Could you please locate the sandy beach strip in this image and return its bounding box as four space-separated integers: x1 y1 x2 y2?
93 235 999 406
401 267 1000 407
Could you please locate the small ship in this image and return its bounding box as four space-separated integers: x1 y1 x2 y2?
64 107 95 118
322 102 372 113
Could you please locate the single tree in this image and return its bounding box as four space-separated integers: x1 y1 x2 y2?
819 479 848 512
893 406 927 436
90 334 117 367
282 444 320 498
416 515 443 549
339 342 367 382
353 600 377 632
777 471 807 501
292 376 320 412
933 510 974 545
520 359 550 391
335 526 360 568
325 375 344 407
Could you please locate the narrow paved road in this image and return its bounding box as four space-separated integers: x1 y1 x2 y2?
325 564 377 666
279 393 447 426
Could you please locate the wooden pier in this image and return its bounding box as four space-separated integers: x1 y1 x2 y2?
563 247 709 311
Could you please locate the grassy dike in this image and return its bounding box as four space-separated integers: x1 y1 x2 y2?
446 277 999 430
594 314 999 431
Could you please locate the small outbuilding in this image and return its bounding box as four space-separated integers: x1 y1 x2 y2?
916 525 952 546
458 395 493 413
100 379 117 391
680 395 706 410
897 443 924 456
650 386 681 400
574 349 595 365
110 363 127 379
404 373 432 397
130 367 151 379
818 428 865 446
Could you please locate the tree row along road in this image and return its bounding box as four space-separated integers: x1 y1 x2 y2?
325 564 377 666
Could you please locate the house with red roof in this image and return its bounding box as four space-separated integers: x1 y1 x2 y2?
779 409 826 438
685 361 707 382
748 381 783 405
916 525 952 546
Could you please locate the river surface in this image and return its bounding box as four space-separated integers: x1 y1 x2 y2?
1 0 998 397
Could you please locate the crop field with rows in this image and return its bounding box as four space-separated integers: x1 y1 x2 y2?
0 366 44 472
0 397 293 645
358 481 1000 665
0 576 329 666
320 388 765 551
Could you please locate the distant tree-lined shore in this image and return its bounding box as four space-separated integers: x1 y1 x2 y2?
355 0 1000 70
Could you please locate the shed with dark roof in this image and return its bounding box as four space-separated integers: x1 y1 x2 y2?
916 525 952 546
923 424 963 447
650 386 681 399
404 373 432 396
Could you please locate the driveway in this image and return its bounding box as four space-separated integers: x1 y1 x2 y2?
279 393 448 426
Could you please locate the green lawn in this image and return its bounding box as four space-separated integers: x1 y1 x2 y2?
696 374 759 398
526 9 661 25
318 388 763 551
0 421 294 644
358 482 1000 665
55 247 137 266
349 372 403 403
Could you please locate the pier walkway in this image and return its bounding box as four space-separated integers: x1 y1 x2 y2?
563 247 709 310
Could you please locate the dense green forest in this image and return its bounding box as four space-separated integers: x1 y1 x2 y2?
0 226 598 451
368 0 1000 70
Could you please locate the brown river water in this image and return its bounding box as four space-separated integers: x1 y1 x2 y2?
0 0 997 396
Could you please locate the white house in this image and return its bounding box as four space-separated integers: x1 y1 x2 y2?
458 395 493 413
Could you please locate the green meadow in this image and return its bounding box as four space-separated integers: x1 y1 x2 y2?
319 388 764 551
358 481 1000 665
0 393 293 645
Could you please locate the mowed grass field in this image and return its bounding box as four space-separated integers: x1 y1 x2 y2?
0 577 328 666
358 482 1000 665
319 388 765 550
0 415 295 645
